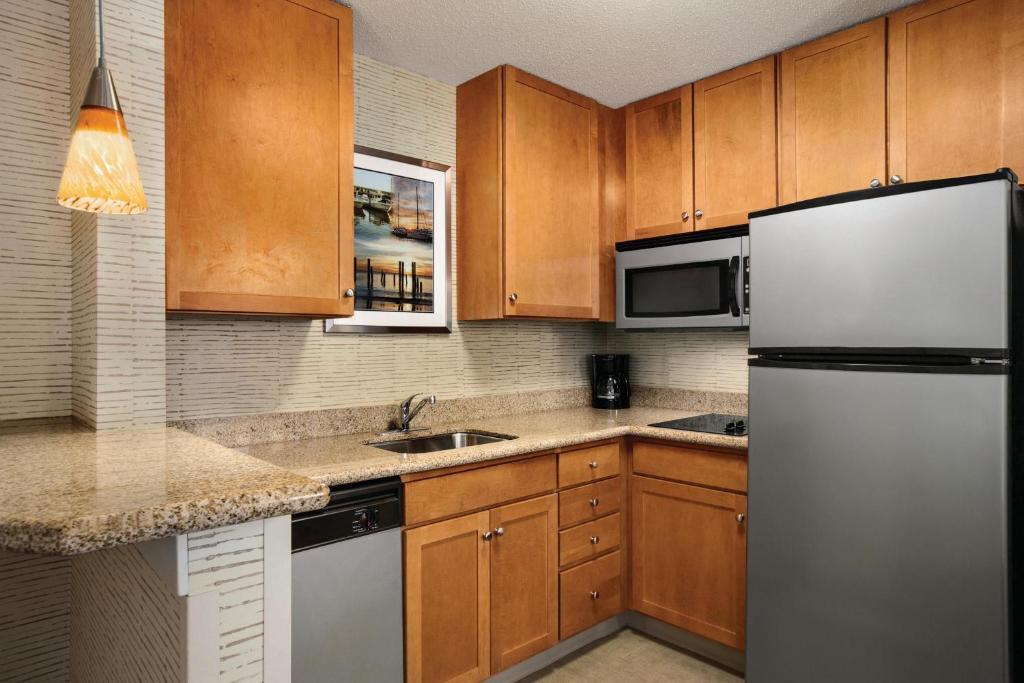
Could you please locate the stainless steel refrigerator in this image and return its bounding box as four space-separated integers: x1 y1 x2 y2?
746 170 1020 682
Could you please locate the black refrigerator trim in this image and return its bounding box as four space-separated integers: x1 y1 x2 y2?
615 224 747 252
1008 174 1023 682
748 357 1009 375
748 346 1010 359
749 168 1018 219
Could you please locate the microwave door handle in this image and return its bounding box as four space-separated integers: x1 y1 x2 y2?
728 256 740 317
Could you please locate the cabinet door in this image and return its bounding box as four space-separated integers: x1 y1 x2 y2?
166 0 354 315
693 57 777 229
503 67 599 319
489 495 559 673
779 19 886 203
405 512 491 683
630 475 746 649
625 86 694 239
888 0 1024 184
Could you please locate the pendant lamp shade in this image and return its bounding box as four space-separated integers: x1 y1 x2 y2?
56 3 147 215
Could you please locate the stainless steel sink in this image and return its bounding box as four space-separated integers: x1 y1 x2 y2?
370 431 514 454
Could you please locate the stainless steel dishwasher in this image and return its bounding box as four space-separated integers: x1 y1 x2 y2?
291 477 403 682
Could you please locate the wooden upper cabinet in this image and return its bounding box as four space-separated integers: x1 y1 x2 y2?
693 56 777 229
457 66 603 321
489 495 559 672
888 0 1024 184
165 0 354 316
779 19 887 203
625 86 694 239
630 475 747 650
405 512 491 683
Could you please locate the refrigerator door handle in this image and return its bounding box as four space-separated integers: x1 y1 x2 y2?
728 256 740 317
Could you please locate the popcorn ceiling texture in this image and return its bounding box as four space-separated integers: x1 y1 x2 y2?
348 0 914 107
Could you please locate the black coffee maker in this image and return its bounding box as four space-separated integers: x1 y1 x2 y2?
590 354 630 409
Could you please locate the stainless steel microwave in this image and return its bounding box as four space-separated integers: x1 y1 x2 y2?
615 226 749 329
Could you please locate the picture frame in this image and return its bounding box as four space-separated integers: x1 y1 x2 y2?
325 146 452 334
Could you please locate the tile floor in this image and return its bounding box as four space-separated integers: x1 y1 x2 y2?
521 629 743 682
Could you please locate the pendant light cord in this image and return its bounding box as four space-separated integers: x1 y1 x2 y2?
97 0 105 65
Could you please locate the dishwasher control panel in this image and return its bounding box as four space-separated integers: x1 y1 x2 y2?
292 477 402 553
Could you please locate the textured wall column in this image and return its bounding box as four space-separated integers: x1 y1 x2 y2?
69 0 165 428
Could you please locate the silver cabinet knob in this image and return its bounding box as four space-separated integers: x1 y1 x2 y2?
482 531 493 541
736 514 745 524
869 178 881 188
889 175 903 185
590 536 600 545
494 527 505 537
694 209 704 218
588 461 599 469
588 498 600 507
344 288 355 297
508 292 518 303
681 211 689 221
590 591 600 600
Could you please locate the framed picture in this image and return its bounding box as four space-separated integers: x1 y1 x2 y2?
325 146 452 333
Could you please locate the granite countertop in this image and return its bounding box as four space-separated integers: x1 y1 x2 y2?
241 406 748 486
0 423 329 555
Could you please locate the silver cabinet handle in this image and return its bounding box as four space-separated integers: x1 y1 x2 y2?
482 531 493 541
588 461 599 469
889 174 903 185
590 535 600 545
494 527 505 537
736 514 745 524
588 498 600 507
590 591 600 600
508 292 518 303
694 209 704 218
681 211 689 221
869 178 881 188
344 288 355 297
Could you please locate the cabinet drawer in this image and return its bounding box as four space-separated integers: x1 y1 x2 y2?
559 478 622 528
559 550 623 639
632 441 747 493
558 442 620 487
559 513 621 567
405 454 557 525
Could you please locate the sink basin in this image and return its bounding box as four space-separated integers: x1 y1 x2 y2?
370 431 515 454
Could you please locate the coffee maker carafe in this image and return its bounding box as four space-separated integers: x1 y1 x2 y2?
591 354 630 409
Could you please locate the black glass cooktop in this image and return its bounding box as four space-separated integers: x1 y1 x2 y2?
649 413 748 436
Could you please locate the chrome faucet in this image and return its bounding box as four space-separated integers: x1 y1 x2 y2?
392 393 436 432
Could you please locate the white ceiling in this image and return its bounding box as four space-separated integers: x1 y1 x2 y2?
349 0 914 108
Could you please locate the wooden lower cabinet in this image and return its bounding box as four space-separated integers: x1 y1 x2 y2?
630 474 747 650
559 550 624 639
405 511 491 683
489 495 560 672
404 495 558 683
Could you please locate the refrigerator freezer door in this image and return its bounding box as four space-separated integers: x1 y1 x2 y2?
747 363 1009 683
749 179 1010 353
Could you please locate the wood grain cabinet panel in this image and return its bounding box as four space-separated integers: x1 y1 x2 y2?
457 66 605 321
632 441 747 493
888 0 1024 185
779 18 887 203
558 478 622 528
165 0 353 316
625 86 694 239
559 550 623 640
693 56 777 229
559 512 621 567
630 475 747 650
489 495 559 672
405 512 491 683
558 442 620 488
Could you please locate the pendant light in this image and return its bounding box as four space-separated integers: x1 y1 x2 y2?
57 0 147 214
